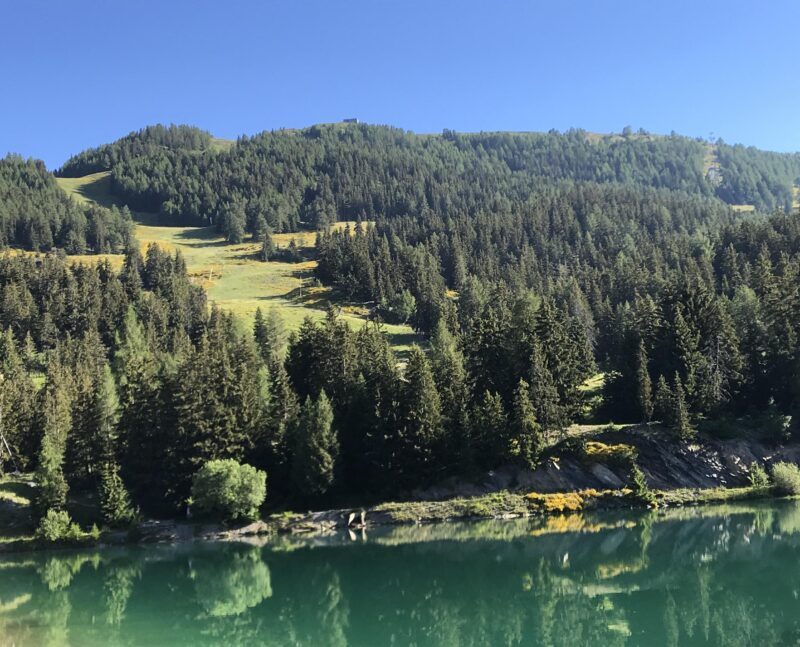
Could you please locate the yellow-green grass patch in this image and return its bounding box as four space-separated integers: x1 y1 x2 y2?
53 171 418 350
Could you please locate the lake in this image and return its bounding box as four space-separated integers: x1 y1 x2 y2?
1 501 799 646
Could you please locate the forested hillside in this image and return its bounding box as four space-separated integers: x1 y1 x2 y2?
0 155 132 252
56 124 800 243
1 121 800 529
1 207 799 521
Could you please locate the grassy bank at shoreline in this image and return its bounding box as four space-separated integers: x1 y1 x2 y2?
0 476 777 554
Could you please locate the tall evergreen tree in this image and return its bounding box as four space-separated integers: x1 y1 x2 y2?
400 346 443 477
100 460 135 527
428 320 470 471
114 308 163 498
527 341 563 433
636 340 654 422
653 375 673 426
291 390 338 498
671 373 695 440
0 328 35 469
34 362 72 516
470 390 507 469
510 379 543 469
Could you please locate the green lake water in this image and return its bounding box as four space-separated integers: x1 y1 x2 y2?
2 501 800 646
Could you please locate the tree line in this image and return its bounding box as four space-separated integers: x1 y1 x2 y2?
55 124 800 244
0 155 132 252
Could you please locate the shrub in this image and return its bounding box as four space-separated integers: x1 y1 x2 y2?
629 465 656 506
772 461 800 493
582 441 638 469
771 462 800 495
378 289 416 324
191 460 267 522
748 462 771 488
36 509 83 543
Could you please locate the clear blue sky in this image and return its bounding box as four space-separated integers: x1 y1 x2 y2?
2 0 798 168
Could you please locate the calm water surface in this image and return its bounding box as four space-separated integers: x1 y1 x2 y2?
2 501 800 646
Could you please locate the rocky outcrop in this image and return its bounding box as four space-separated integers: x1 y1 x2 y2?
412 426 798 501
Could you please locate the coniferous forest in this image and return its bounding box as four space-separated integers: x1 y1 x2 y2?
1 122 800 522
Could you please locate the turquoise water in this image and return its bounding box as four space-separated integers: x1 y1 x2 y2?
1 501 800 646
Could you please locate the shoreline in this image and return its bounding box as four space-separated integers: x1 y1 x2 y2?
0 482 777 554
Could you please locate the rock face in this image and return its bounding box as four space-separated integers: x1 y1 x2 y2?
412 427 800 501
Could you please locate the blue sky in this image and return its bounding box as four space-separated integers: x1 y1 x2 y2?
2 0 798 168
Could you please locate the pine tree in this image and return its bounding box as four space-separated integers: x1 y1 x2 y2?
511 379 543 469
470 390 507 469
260 226 275 261
291 390 338 498
171 322 252 500
400 346 443 476
34 362 72 516
0 328 35 469
653 375 673 425
528 341 563 432
120 245 143 302
672 304 703 399
253 308 268 360
100 460 135 527
253 307 287 363
264 354 299 469
671 373 695 439
636 340 654 422
428 321 470 471
114 308 163 497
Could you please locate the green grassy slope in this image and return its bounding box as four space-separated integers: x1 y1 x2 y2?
55 174 420 352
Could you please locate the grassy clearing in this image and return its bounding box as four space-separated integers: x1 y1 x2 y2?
56 171 116 208
656 485 769 506
0 475 35 543
132 224 419 351
54 173 421 352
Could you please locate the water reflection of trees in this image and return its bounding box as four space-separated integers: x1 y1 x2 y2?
1 502 800 645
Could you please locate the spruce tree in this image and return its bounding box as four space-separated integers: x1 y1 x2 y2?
260 226 275 261
0 328 35 469
120 245 143 302
653 375 673 425
34 362 72 516
100 460 135 527
428 321 470 471
400 346 443 476
114 308 163 496
264 354 299 466
262 308 287 362
470 390 507 469
528 341 563 433
636 340 654 422
291 390 338 498
673 304 702 399
671 373 695 439
511 379 543 469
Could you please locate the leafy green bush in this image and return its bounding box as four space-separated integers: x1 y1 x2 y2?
36 509 83 543
748 462 770 488
771 462 800 495
191 460 267 521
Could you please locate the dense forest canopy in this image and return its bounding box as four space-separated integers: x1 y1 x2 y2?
0 155 132 252
1 206 799 519
57 124 214 178
54 124 800 242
